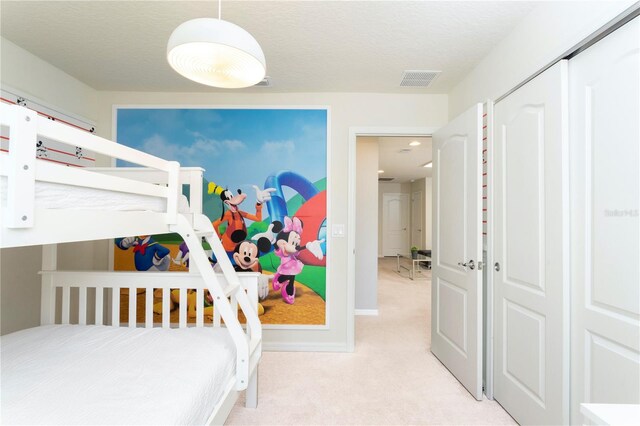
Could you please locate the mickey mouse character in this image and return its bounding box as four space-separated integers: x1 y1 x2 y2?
272 217 324 304
225 230 271 314
232 231 272 273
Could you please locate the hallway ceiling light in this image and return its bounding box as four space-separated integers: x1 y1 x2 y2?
167 1 266 88
378 169 385 174
409 141 421 146
422 162 432 168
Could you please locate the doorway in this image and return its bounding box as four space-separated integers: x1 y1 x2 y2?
348 126 437 351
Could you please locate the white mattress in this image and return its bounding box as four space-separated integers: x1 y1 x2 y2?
0 177 190 212
1 325 236 425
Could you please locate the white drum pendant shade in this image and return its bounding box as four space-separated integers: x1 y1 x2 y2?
167 18 266 89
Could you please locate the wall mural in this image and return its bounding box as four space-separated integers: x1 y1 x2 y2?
114 108 328 327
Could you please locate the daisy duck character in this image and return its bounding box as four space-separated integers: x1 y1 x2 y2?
172 241 190 268
272 217 324 304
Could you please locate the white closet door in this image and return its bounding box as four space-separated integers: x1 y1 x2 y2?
431 103 483 400
493 61 569 425
570 17 640 423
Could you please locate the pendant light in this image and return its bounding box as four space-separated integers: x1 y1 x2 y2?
167 0 266 89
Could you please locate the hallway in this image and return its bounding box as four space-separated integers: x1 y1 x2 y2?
227 257 515 425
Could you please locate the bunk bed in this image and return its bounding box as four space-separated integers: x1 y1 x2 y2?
0 103 261 425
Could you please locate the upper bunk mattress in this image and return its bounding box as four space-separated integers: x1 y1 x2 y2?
0 177 190 212
1 324 236 425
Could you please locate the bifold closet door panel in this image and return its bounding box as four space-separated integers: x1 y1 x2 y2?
431 103 483 400
570 16 640 423
493 61 569 425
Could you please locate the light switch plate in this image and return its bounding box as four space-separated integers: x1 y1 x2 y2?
332 224 345 238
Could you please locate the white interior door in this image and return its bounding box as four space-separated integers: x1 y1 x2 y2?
570 17 640 423
493 61 569 425
411 190 423 248
383 193 409 256
431 103 483 400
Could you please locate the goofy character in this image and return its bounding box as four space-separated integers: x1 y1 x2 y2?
272 217 324 304
115 235 171 271
210 183 275 263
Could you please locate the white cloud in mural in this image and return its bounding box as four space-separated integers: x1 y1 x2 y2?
260 140 295 156
140 134 246 165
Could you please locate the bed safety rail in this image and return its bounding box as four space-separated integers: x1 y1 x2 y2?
0 103 181 229
39 270 260 329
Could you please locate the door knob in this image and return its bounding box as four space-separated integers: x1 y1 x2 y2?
494 262 501 272
457 260 475 270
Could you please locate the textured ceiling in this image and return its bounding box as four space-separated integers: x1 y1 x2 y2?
0 1 537 93
377 136 432 183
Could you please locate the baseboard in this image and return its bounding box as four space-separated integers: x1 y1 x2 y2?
263 341 349 352
355 309 379 316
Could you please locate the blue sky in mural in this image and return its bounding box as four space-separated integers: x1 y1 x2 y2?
116 108 327 206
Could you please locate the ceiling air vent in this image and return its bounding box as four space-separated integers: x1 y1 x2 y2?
400 70 441 88
255 76 272 87
378 177 395 182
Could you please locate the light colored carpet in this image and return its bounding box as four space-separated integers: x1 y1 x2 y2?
226 257 516 425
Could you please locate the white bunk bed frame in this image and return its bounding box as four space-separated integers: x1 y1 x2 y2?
0 103 261 424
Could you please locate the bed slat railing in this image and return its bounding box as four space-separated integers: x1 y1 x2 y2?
61 287 70 324
179 288 187 328
196 288 205 327
39 270 260 328
128 287 136 328
112 288 120 325
79 287 87 325
95 288 104 325
145 289 153 328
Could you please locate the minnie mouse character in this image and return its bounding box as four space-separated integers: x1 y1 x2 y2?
272 216 324 304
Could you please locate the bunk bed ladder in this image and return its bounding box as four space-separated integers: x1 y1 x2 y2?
170 214 261 392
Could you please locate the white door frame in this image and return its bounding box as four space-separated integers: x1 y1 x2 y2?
347 126 438 351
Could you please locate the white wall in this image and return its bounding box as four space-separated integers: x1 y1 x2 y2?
97 91 448 351
0 37 100 122
448 0 637 117
0 38 103 335
355 137 379 312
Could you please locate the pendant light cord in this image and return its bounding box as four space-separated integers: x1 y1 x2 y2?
218 0 222 20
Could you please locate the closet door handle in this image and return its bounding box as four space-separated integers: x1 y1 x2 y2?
457 260 475 270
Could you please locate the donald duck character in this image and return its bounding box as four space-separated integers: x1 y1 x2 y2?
115 235 171 271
